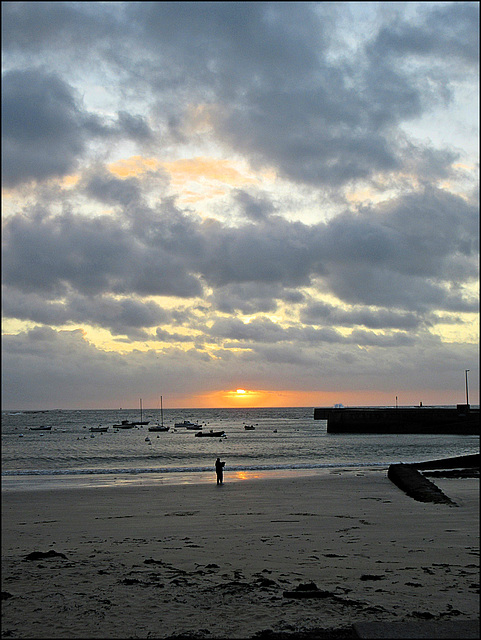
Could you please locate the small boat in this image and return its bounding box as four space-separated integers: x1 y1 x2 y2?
89 426 108 432
195 430 225 438
113 420 135 429
29 426 52 431
174 420 202 429
244 425 255 430
149 396 170 432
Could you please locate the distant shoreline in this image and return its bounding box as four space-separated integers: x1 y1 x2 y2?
3 403 480 414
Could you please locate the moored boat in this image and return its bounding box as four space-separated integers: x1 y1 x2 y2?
175 420 202 429
89 426 108 432
29 426 52 431
148 396 169 432
195 429 225 437
113 420 135 428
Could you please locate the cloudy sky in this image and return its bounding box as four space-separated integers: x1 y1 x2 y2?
1 2 479 410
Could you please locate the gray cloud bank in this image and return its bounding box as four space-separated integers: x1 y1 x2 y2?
1 2 479 407
3 2 477 188
3 186 477 317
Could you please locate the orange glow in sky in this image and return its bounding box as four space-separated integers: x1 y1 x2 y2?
143 388 454 410
185 389 329 408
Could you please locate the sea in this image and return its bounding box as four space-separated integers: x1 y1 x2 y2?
1 406 479 492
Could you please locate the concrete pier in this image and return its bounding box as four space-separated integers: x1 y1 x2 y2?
313 404 479 434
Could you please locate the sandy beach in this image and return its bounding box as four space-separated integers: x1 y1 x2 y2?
1 469 479 639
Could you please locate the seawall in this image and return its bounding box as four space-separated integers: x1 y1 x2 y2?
313 405 479 434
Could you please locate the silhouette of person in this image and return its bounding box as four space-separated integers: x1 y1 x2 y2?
215 457 225 485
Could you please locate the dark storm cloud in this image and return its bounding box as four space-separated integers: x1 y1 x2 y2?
123 2 325 85
316 187 479 312
80 111 154 143
199 216 317 288
2 69 87 187
2 287 171 338
1 68 155 187
252 343 318 367
122 2 464 186
3 3 474 189
1 205 203 299
84 171 142 206
300 302 425 331
2 183 477 335
348 330 415 348
154 328 195 343
233 190 276 222
67 296 168 338
1 1 118 53
115 111 154 142
208 283 303 315
199 187 478 314
208 316 415 350
370 2 479 65
209 317 284 343
215 86 400 187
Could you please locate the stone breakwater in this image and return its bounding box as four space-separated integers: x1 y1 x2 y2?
387 453 479 504
314 405 479 434
387 464 457 505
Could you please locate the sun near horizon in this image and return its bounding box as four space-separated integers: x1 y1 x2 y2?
3 386 478 412
166 388 470 409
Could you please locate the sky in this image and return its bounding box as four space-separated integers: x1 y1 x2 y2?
1 1 479 410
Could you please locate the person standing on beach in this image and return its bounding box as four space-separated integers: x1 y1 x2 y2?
215 457 225 485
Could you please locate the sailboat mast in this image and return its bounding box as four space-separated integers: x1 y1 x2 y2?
160 395 163 427
140 398 142 422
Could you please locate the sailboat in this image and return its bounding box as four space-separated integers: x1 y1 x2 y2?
132 398 150 425
148 396 169 432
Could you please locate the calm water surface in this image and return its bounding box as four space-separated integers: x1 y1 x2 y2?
2 407 478 490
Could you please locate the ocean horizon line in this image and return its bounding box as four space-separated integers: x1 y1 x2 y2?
3 403 479 414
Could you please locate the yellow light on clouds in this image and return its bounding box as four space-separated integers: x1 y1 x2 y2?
161 157 257 187
60 174 80 189
108 156 160 178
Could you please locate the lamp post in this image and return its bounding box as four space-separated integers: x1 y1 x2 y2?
465 369 470 406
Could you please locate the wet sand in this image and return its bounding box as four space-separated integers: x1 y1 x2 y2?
1 470 479 638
